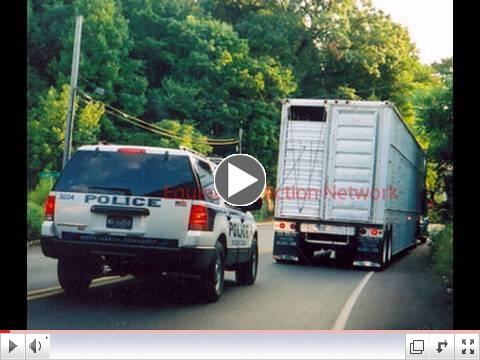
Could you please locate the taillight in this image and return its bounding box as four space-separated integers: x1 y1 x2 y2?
189 204 209 231
275 221 296 231
370 228 378 236
45 195 56 221
118 148 146 154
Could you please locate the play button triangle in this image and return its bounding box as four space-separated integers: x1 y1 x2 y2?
228 163 258 197
9 340 17 353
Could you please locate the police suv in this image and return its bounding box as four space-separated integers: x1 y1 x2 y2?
41 145 261 302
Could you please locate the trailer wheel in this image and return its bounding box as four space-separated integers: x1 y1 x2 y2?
378 238 389 270
386 231 393 264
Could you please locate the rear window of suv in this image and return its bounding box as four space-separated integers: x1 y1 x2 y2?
54 150 198 198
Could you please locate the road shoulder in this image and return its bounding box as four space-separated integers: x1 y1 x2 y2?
344 244 453 329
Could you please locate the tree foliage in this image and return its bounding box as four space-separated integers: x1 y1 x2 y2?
27 0 451 197
111 119 213 155
413 58 453 218
27 85 105 186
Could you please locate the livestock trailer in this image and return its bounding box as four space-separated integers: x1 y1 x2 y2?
274 99 426 269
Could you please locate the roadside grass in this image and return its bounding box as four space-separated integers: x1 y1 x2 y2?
251 200 274 223
27 201 44 242
430 222 453 288
27 178 54 243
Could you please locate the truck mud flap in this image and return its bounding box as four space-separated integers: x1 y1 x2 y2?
353 236 383 267
273 231 301 261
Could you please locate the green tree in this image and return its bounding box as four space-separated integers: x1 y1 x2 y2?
49 0 148 116
202 0 307 69
27 0 447 191
27 85 104 187
413 58 453 219
431 58 453 82
27 177 56 241
114 119 213 155
155 120 213 155
28 0 75 107
204 0 435 124
296 0 433 118
123 6 296 179
27 0 50 109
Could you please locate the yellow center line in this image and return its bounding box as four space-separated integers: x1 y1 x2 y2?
27 276 127 301
28 251 274 301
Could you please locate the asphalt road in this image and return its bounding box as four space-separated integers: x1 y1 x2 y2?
27 224 452 329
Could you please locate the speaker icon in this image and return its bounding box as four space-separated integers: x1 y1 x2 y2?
29 338 42 354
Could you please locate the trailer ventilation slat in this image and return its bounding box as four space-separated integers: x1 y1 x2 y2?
277 116 328 218
325 108 379 222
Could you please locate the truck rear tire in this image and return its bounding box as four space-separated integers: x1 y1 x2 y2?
379 239 389 270
386 232 393 264
235 238 258 285
200 242 225 303
58 257 93 295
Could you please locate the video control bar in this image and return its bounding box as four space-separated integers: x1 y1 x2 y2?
0 332 478 359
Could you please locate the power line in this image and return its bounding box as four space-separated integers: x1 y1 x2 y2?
79 93 181 138
78 95 239 146
78 89 239 145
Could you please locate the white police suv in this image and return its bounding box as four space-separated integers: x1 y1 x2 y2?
41 145 261 302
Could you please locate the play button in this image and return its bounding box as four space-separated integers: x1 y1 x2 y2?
9 340 17 353
1 334 26 359
214 154 266 206
227 163 258 197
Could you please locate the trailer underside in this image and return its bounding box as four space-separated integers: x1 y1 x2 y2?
272 218 413 269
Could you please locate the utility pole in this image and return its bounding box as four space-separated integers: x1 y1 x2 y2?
62 15 83 168
238 127 243 154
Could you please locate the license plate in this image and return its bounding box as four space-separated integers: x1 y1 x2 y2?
300 223 355 235
106 215 133 230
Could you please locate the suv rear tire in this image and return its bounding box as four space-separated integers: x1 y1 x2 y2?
201 242 225 303
58 257 93 295
235 238 258 285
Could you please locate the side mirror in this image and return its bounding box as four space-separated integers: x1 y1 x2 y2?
240 198 263 212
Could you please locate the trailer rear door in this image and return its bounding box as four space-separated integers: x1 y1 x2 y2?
324 106 379 222
277 105 328 218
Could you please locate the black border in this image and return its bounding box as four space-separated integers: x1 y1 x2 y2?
451 2 479 329
1 0 27 329
4 0 474 332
